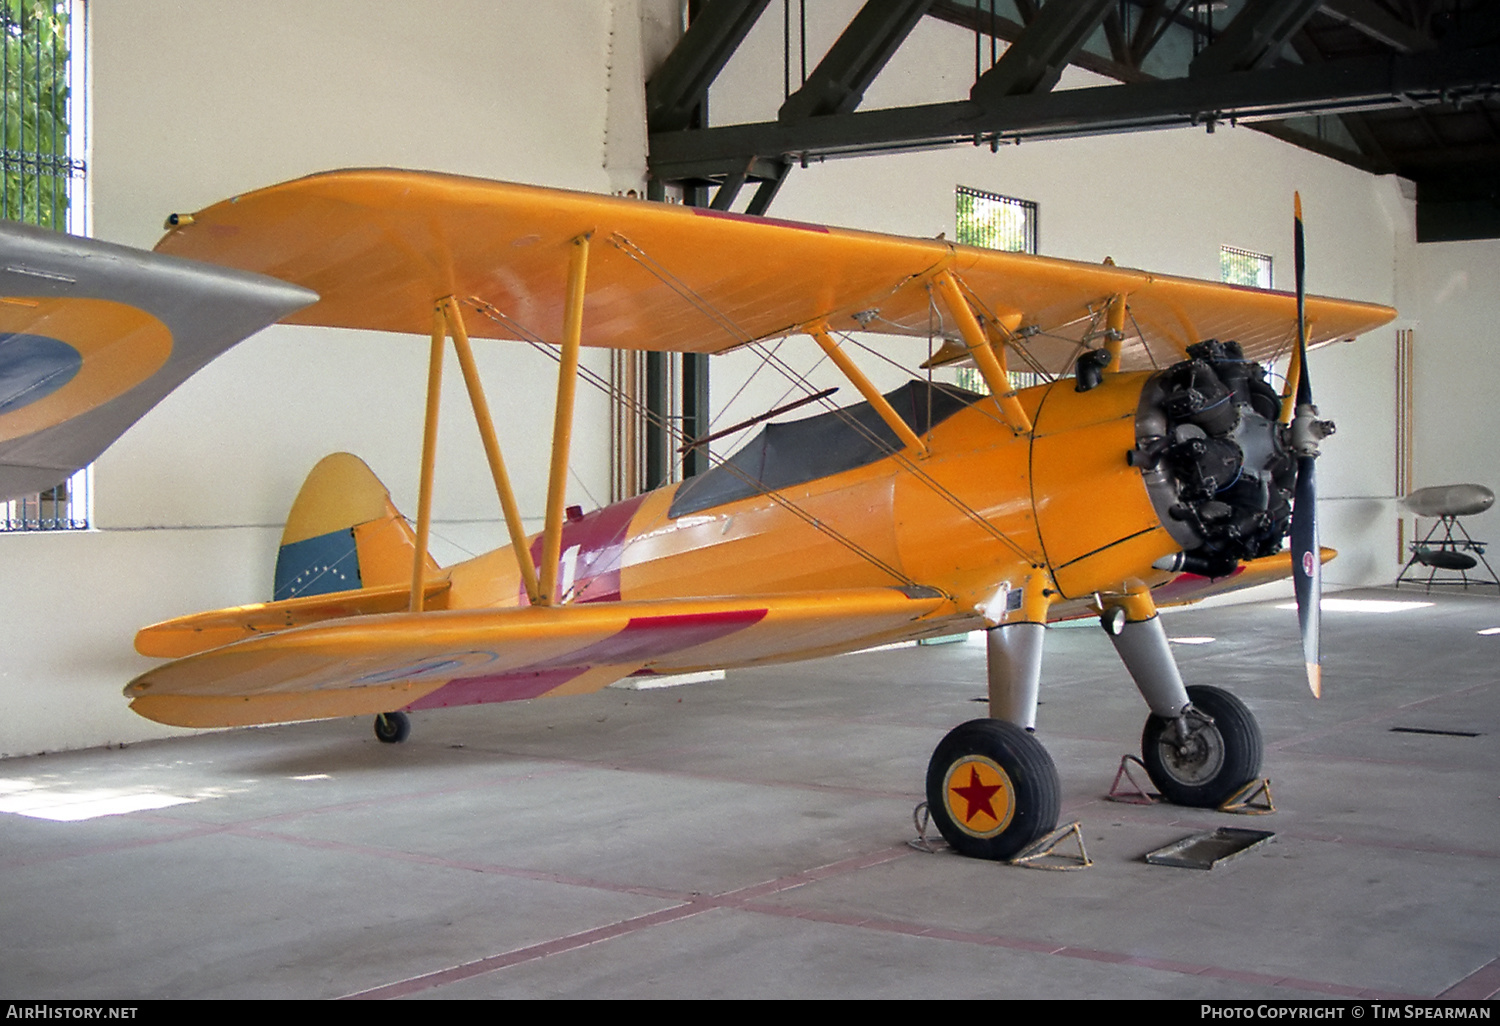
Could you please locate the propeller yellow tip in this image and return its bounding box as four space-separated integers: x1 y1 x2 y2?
1295 192 1303 219
1307 664 1321 699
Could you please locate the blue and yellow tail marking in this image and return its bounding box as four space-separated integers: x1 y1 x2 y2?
273 528 362 600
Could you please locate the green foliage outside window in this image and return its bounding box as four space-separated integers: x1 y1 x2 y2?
0 0 85 532
956 185 1036 254
952 186 1040 395
2 0 75 230
1221 246 1272 289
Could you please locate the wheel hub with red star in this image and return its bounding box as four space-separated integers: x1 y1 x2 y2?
925 718 1060 860
941 754 1016 838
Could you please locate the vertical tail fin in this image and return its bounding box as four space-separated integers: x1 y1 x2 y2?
274 453 436 600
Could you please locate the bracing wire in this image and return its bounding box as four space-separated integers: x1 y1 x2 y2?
1125 306 1163 370
603 237 1041 564
462 297 920 587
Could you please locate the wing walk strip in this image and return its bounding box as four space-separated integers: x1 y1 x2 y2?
340 840 1419 1000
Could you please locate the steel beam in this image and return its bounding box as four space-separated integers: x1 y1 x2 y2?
1320 0 1436 54
970 0 1114 105
682 351 711 477
648 45 1500 179
779 0 934 122
744 159 791 215
1189 0 1323 77
646 0 772 134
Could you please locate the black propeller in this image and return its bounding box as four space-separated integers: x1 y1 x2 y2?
1289 194 1334 698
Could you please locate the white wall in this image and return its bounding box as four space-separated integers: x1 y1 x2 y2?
0 1 634 756
1399 237 1500 550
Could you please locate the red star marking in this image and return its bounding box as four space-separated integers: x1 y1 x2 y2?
951 765 1003 825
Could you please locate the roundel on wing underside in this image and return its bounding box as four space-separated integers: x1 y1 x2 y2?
0 297 173 443
0 333 82 414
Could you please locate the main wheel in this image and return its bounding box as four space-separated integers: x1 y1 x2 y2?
374 711 410 744
1141 684 1262 807
925 719 1061 861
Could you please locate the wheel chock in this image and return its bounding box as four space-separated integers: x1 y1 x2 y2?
908 801 947 853
1106 754 1158 804
1218 777 1275 815
1008 821 1092 870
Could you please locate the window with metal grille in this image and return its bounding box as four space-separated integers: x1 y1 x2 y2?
0 0 89 534
1221 245 1272 289
3 470 89 531
953 186 1041 394
956 185 1037 254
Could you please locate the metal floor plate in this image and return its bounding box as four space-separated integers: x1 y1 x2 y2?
1145 827 1275 869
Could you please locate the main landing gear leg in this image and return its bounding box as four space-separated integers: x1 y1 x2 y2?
1102 588 1262 807
986 621 1044 731
925 581 1061 860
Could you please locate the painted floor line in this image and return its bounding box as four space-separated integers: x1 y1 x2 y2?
1438 955 1500 999
336 841 1422 1001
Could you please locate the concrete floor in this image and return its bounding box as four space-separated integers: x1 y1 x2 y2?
2 586 1497 1000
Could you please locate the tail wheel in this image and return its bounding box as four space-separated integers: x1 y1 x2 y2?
925 719 1061 861
1141 684 1262 807
374 711 410 744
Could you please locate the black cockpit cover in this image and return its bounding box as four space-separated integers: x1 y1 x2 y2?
669 380 983 518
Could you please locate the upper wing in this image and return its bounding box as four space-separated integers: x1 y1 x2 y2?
0 222 317 500
155 168 1395 373
125 587 950 728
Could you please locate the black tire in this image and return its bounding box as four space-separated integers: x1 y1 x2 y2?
374 711 411 744
1141 684 1262 807
925 719 1061 861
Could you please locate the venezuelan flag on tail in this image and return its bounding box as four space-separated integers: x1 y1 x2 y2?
135 454 445 660
274 453 434 600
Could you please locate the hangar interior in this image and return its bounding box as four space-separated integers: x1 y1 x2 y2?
1 0 1498 1001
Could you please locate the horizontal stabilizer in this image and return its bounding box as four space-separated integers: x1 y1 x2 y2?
135 580 452 659
126 587 949 728
138 452 445 659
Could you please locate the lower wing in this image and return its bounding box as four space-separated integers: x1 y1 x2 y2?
1152 547 1337 607
126 587 950 728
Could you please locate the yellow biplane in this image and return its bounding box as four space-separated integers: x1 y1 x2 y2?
107 169 1391 860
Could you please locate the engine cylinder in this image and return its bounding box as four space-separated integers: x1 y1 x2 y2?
1136 340 1295 576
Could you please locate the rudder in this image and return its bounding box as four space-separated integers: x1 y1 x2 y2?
274 453 434 600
